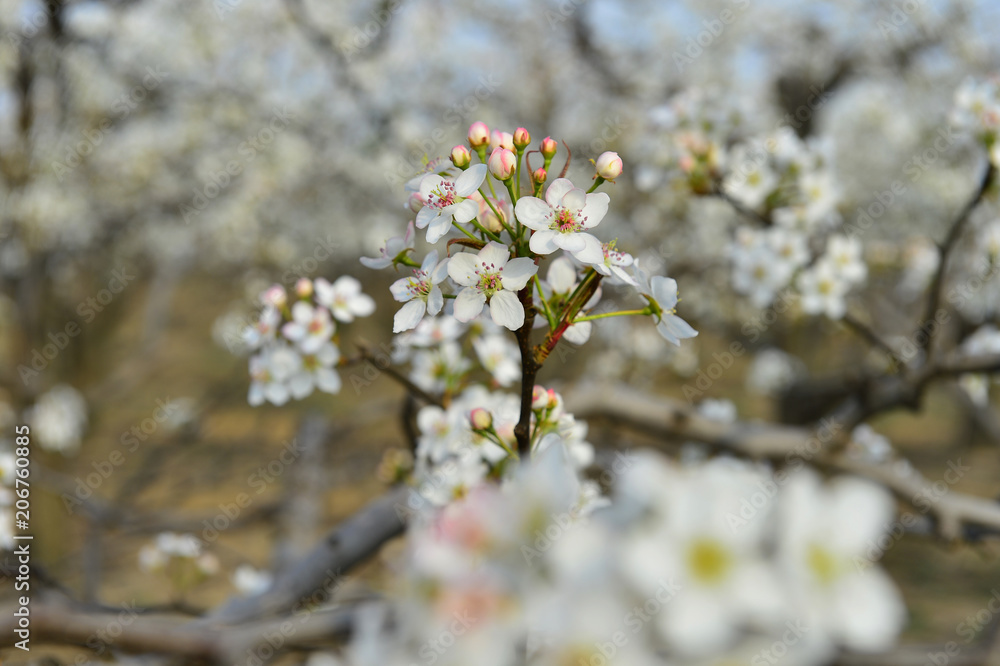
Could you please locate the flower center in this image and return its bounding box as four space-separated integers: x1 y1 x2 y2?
407 270 432 300
475 264 503 296
429 182 458 208
552 207 584 234
687 537 731 585
807 543 839 585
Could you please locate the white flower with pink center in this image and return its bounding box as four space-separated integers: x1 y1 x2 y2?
416 164 488 243
447 242 538 330
314 276 376 323
588 240 637 285
514 178 608 264
281 302 334 354
390 250 450 333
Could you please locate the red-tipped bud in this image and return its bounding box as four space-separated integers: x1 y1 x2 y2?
531 385 548 409
531 167 547 186
295 278 313 299
595 151 623 181
450 145 471 169
488 147 516 181
540 136 558 160
491 130 514 152
513 127 531 149
470 407 493 431
468 121 490 149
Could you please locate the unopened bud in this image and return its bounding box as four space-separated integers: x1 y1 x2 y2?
491 130 514 152
407 192 425 214
295 278 313 298
532 167 547 186
488 147 516 181
450 145 471 169
470 407 493 430
531 385 548 409
262 285 287 308
595 151 623 181
540 136 558 160
513 127 531 149
468 121 490 149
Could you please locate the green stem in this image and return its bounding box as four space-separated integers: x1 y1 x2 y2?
587 176 606 193
452 222 481 242
515 148 524 200
478 188 516 240
573 308 651 323
532 275 557 330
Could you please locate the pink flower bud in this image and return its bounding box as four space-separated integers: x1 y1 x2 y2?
295 278 313 298
488 147 516 181
407 192 424 214
470 407 493 430
540 136 558 159
450 145 471 169
531 167 547 185
468 121 490 148
513 127 531 149
595 151 623 181
262 285 287 308
490 130 514 152
531 385 548 409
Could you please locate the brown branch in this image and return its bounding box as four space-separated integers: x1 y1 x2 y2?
919 161 994 357
569 382 1000 541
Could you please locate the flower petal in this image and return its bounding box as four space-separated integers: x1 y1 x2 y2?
488 290 524 330
560 187 586 211
415 206 437 230
454 163 487 196
545 178 575 207
427 285 444 315
501 257 538 291
553 233 587 254
447 252 480 286
419 174 445 199
529 230 560 255
393 300 427 333
570 233 604 264
478 241 510 270
580 192 610 228
453 287 487 321
656 314 698 345
426 214 452 243
651 276 679 310
514 197 552 231
453 199 479 224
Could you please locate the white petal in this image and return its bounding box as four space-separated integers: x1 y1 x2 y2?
651 276 679 310
656 314 698 345
553 233 587 253
547 256 579 293
514 197 553 231
570 233 604 264
454 163 487 196
394 300 427 333
488 290 524 330
350 294 376 317
478 241 510 270
453 288 486 322
545 178 575 207
529 230 560 255
447 252 480 286
415 206 436 230
421 250 439 272
430 258 450 283
419 174 445 199
563 321 592 345
316 368 342 394
501 257 538 291
426 214 452 243
427 285 444 315
453 199 479 223
561 187 586 211
580 192 610 228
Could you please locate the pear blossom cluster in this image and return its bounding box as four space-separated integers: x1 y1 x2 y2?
324 448 905 666
241 277 375 406
361 121 696 347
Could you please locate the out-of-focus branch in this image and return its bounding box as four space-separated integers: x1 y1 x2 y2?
209 484 408 625
569 382 1000 541
919 161 995 357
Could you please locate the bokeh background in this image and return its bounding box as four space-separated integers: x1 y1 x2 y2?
2 0 1000 662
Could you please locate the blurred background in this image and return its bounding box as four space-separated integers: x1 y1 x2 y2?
2 0 1000 661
